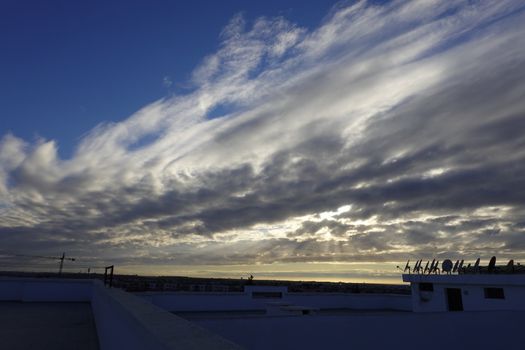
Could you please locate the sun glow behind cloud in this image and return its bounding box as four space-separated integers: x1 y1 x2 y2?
1 0 525 281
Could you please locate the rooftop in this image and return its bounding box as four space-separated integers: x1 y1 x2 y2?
0 277 240 350
2 275 525 349
0 301 99 350
182 309 525 350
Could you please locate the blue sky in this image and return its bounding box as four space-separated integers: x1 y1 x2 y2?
1 0 337 158
1 1 525 282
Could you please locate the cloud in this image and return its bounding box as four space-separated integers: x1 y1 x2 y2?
162 76 173 88
1 1 525 274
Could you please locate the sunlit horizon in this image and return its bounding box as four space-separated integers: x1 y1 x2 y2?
2 1 525 280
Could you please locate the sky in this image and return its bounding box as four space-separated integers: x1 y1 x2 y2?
1 0 525 284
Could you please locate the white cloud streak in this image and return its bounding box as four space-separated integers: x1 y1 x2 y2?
1 1 525 273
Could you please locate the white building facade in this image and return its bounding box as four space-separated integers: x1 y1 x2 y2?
403 274 525 312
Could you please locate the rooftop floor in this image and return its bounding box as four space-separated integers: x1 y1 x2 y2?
184 309 525 350
0 302 99 350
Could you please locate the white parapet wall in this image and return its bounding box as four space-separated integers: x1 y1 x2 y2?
91 282 241 350
285 293 411 310
0 277 93 301
138 285 411 312
0 277 241 350
141 291 257 311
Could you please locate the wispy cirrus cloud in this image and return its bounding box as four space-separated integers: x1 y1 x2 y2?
1 0 525 274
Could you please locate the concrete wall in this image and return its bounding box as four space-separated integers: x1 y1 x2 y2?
463 285 525 311
139 289 411 312
244 285 288 296
141 292 260 311
410 282 525 312
140 286 293 312
286 293 411 310
91 282 240 350
409 283 442 312
0 277 93 302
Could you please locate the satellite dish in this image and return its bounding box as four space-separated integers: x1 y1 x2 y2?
442 259 453 273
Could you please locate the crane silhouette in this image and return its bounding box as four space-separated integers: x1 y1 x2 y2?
14 252 76 275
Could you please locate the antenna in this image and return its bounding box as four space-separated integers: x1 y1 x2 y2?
442 259 453 274
423 261 430 274
458 259 464 274
427 259 435 274
417 259 423 273
452 260 459 273
404 260 411 274
412 260 420 274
